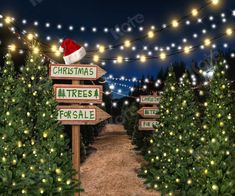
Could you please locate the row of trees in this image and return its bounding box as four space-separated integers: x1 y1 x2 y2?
140 59 235 195
0 45 108 194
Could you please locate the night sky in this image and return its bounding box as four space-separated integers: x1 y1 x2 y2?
1 0 235 96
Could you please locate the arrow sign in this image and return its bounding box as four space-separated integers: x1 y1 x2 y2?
57 105 111 125
140 95 161 105
137 107 160 119
54 84 103 104
139 119 160 131
49 64 106 80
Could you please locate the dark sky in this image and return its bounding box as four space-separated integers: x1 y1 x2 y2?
1 0 235 96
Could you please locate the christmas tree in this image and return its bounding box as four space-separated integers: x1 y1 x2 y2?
141 66 178 192
0 46 80 195
141 67 201 195
192 59 235 195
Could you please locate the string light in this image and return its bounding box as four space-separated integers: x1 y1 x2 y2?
4 16 12 24
211 0 220 6
172 19 179 28
192 8 199 17
204 38 211 46
140 55 147 63
124 40 131 48
160 52 167 60
8 44 16 52
93 55 100 62
226 27 233 36
27 33 34 41
117 56 123 64
98 45 105 53
148 30 155 39
184 46 191 54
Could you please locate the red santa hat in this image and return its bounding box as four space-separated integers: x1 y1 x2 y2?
59 38 86 64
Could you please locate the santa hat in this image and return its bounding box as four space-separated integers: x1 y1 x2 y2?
59 38 86 64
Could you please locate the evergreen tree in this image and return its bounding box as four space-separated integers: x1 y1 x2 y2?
141 67 178 193
0 46 80 195
192 59 235 195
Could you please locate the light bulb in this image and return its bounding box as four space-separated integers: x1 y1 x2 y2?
172 19 179 28
192 8 198 17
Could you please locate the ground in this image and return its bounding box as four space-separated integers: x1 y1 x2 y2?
80 124 160 196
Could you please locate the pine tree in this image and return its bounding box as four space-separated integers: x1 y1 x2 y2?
192 59 235 195
0 46 80 195
0 53 16 123
141 67 179 193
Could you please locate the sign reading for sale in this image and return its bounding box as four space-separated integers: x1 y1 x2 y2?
57 106 111 125
54 84 102 103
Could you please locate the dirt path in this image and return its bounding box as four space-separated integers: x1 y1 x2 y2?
80 124 160 196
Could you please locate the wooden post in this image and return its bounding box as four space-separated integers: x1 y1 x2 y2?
72 80 80 196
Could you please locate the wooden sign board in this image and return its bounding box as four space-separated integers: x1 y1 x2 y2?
137 107 160 119
57 105 111 125
54 84 102 104
139 119 160 131
140 95 161 105
49 64 106 80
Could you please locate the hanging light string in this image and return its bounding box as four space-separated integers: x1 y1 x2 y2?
0 0 223 55
2 14 235 66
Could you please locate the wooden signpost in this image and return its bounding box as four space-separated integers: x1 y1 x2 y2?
50 63 110 196
138 93 161 131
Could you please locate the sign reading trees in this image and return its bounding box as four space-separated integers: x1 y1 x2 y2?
49 64 106 80
54 84 102 103
57 106 110 125
138 93 160 131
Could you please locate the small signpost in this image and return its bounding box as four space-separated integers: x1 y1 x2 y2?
137 107 160 119
138 119 160 131
140 95 161 105
50 63 110 196
138 93 160 131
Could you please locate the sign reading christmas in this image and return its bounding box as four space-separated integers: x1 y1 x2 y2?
49 64 106 80
137 107 160 119
138 119 160 131
140 95 161 105
57 106 111 125
54 84 102 103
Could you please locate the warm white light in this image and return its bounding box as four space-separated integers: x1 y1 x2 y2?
8 44 16 52
184 46 191 54
148 30 155 39
160 52 167 60
172 19 179 28
226 28 233 36
5 16 12 24
93 55 100 62
99 45 105 53
204 38 211 46
192 8 198 17
117 56 123 64
211 0 219 5
27 33 34 41
124 40 131 48
33 47 39 54
140 55 146 63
